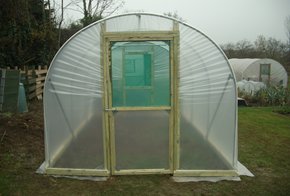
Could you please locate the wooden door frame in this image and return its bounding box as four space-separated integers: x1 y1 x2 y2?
101 22 180 175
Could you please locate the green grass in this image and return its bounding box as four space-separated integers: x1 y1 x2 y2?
239 107 290 169
237 107 290 195
1 106 290 195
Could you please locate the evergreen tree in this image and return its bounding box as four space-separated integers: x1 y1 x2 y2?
0 0 57 68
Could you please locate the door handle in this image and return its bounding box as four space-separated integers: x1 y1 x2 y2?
104 108 117 112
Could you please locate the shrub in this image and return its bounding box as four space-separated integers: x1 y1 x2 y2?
272 105 290 115
238 86 289 107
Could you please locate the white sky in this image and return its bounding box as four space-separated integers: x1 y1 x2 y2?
63 0 290 44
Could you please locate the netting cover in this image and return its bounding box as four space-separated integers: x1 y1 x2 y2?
237 80 266 94
43 13 238 175
111 41 170 107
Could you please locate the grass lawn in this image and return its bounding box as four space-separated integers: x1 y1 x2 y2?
0 102 290 195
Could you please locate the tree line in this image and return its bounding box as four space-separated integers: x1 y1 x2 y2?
222 16 290 67
0 1 289 69
0 0 57 68
0 0 123 68
221 35 290 66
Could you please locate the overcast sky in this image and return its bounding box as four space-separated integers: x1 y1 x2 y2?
63 0 290 44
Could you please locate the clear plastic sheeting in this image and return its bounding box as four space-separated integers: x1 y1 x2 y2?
229 58 288 87
114 111 169 170
106 14 173 32
44 24 104 169
36 163 108 181
172 162 254 182
43 13 239 177
237 80 266 94
178 23 236 170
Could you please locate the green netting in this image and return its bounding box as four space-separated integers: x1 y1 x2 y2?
112 41 170 107
124 53 151 86
0 70 20 112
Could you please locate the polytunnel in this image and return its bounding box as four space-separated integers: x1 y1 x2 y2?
229 58 288 87
42 13 239 178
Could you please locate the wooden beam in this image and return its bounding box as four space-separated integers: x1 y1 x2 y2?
173 22 181 171
101 21 111 173
28 83 44 92
35 70 48 75
102 26 117 175
46 168 110 176
103 31 178 40
169 31 175 173
114 169 171 175
112 106 171 111
173 170 239 177
28 91 43 99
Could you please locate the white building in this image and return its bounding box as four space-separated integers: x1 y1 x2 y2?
229 58 288 87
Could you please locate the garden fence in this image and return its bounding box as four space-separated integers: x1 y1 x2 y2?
5 66 48 100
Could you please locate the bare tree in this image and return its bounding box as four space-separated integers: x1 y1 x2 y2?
267 37 282 58
52 0 74 48
220 43 236 57
222 36 288 64
73 0 124 26
236 40 254 57
58 0 64 48
285 16 290 64
254 35 267 57
285 16 290 47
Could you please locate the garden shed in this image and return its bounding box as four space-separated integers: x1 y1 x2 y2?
229 58 288 87
42 13 239 178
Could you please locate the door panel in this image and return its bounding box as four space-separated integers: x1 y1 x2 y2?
111 41 170 107
108 40 172 174
260 64 271 84
114 111 170 170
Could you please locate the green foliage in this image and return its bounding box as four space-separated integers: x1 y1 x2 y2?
273 105 290 115
0 112 13 118
81 15 102 27
238 86 290 106
58 22 82 47
77 0 124 27
0 0 58 68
